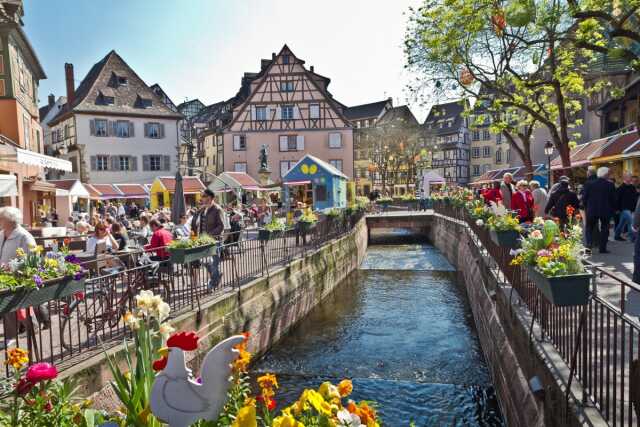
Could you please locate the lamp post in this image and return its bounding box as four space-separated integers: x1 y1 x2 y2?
544 140 554 189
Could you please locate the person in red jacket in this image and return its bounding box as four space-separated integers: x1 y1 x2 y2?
144 218 173 260
511 180 534 222
482 181 503 206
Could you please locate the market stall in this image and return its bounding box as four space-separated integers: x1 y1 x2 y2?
49 179 91 220
149 176 205 210
208 171 263 205
282 154 347 210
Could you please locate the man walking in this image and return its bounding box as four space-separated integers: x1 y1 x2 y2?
614 172 639 242
500 173 515 209
191 189 225 289
583 167 616 253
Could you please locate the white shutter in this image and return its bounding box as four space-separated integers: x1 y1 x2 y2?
279 136 288 151
296 135 305 151
293 105 300 119
280 161 289 178
250 106 256 121
266 106 272 120
276 106 282 120
233 135 240 150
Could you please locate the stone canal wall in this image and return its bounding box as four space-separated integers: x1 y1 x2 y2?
430 214 605 427
70 218 368 404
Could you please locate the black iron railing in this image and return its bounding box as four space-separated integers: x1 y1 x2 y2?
433 202 640 427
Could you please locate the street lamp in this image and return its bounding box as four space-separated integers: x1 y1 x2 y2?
544 140 554 189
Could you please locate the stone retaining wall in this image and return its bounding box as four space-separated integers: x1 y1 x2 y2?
68 218 368 406
430 215 606 427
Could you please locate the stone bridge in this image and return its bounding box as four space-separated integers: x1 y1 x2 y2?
365 211 433 243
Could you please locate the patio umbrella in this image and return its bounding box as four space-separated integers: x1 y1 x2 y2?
171 171 186 224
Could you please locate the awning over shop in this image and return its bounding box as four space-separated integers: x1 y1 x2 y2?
592 131 640 163
157 176 205 195
25 179 56 193
283 180 311 186
49 179 91 198
15 148 72 172
550 136 612 170
114 184 149 199
209 172 262 193
0 174 17 197
89 184 124 200
471 164 546 186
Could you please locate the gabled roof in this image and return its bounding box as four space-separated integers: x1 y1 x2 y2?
49 50 183 125
156 176 205 194
150 84 178 112
423 100 468 136
284 154 348 181
344 99 392 120
378 105 419 127
114 183 149 198
209 172 262 192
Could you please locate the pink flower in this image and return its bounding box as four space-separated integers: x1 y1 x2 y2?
537 249 551 257
26 363 58 382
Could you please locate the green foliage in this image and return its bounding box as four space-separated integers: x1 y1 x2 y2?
168 234 216 250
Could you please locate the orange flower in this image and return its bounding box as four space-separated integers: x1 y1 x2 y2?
338 379 353 397
566 205 575 217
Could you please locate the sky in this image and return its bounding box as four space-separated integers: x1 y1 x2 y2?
23 0 431 121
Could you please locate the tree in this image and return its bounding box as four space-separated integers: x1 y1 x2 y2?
405 0 615 173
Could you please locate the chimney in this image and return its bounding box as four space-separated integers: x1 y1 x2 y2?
64 63 75 106
48 94 55 107
310 65 314 73
272 52 276 60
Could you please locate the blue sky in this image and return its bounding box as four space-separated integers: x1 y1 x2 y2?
24 0 429 121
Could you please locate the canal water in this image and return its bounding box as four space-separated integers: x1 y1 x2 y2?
255 243 504 426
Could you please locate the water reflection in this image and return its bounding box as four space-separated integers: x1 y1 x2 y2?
255 245 503 426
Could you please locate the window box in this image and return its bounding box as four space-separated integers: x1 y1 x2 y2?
258 229 284 242
489 229 520 248
0 277 85 316
526 266 591 307
169 244 216 265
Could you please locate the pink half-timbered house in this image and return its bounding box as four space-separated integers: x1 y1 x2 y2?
223 45 354 182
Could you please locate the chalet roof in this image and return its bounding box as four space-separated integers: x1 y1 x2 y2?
50 50 183 125
423 100 468 136
157 176 205 194
344 100 391 120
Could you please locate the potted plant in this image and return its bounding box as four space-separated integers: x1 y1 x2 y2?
375 196 393 210
168 234 217 264
511 214 592 306
400 193 417 210
0 246 86 316
258 217 287 241
486 202 523 248
298 210 318 233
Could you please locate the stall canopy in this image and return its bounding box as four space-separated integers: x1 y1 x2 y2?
0 174 17 197
114 184 149 199
472 164 547 187
420 171 445 197
208 172 262 193
48 180 91 198
86 184 124 200
550 136 612 171
283 154 348 210
157 176 205 194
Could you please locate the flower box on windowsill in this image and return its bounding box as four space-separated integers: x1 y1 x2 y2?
0 276 85 316
489 229 521 248
169 244 216 264
526 266 591 307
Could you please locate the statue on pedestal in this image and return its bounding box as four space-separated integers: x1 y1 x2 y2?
259 144 269 172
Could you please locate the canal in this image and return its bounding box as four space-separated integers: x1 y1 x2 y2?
255 243 504 426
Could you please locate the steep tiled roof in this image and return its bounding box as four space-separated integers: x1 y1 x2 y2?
378 105 419 126
599 131 639 157
50 50 183 125
423 100 468 136
344 100 391 120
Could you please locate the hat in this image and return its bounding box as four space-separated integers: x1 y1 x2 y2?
202 189 215 198
559 176 570 183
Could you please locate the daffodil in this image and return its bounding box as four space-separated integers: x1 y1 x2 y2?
232 405 257 427
319 381 341 401
273 414 305 427
159 322 175 338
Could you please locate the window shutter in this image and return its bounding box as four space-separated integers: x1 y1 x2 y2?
108 121 116 137
250 106 256 121
280 162 289 178
143 155 150 171
296 135 304 151
279 136 288 151
276 106 282 120
233 135 240 150
266 106 272 120
144 123 149 138
90 155 97 171
293 105 300 119
111 156 119 171
128 121 134 137
130 156 138 171
89 120 95 136
163 155 171 171
159 123 165 138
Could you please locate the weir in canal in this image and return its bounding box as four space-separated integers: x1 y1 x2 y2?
255 240 504 425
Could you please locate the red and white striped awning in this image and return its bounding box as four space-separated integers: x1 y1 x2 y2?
283 180 311 186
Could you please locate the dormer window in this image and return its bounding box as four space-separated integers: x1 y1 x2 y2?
135 95 152 108
282 55 290 65
97 92 114 105
118 76 128 86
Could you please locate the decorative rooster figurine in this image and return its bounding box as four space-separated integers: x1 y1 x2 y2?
150 332 246 427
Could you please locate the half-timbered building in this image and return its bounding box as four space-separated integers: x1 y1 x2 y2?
222 45 353 181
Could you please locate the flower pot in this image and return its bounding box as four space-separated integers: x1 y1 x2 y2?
169 244 216 264
299 221 316 233
526 266 592 307
0 276 86 315
258 229 282 242
489 229 521 248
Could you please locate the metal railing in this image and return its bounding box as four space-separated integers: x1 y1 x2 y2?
433 201 640 427
0 212 364 384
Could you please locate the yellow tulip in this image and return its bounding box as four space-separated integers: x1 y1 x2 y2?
272 414 304 427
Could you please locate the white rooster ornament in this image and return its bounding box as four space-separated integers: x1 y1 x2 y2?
150 332 246 427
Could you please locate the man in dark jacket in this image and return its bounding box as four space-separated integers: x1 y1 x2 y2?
582 167 617 253
614 172 639 241
544 180 579 229
633 197 640 284
191 189 225 238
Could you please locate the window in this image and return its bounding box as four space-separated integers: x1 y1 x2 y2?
119 156 130 171
472 130 480 141
496 133 502 144
472 165 480 176
96 155 109 171
116 121 130 137
315 185 327 202
482 146 491 158
282 55 290 64
329 159 343 171
149 155 162 171
99 95 114 105
234 162 247 173
309 104 320 119
255 106 267 121
137 97 152 108
279 135 303 151
495 149 502 164
280 81 294 92
471 147 480 158
280 160 295 177
506 149 511 162
281 105 294 120
482 164 491 173
233 135 247 151
483 130 491 140
329 133 342 148
94 119 108 137
118 76 128 86
145 123 161 138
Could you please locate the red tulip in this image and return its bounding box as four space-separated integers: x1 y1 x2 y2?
26 363 58 382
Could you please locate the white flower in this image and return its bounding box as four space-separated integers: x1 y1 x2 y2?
533 217 544 225
135 290 155 309
476 219 484 226
159 323 175 339
337 409 364 427
156 302 170 322
123 311 141 330
8 259 22 272
530 230 543 239
509 248 523 256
